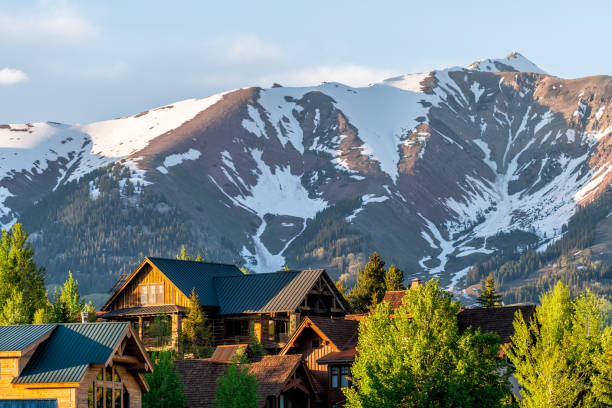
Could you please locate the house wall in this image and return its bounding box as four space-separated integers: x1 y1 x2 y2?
0 357 75 407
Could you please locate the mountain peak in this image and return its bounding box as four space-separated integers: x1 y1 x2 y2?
467 52 547 75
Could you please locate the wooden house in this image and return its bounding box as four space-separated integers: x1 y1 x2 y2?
0 322 152 408
281 317 360 408
175 345 316 408
99 257 351 352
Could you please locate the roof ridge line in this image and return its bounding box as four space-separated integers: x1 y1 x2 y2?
146 256 238 267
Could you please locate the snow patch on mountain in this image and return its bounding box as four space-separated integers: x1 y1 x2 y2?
156 148 201 174
467 52 547 75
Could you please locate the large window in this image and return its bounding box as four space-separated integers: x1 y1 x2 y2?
225 320 250 337
88 366 129 408
330 365 351 388
139 284 163 305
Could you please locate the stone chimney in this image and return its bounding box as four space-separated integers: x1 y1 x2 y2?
81 311 88 323
410 278 422 290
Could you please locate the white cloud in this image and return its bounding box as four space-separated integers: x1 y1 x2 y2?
0 68 28 85
205 34 282 62
260 65 398 87
0 7 96 43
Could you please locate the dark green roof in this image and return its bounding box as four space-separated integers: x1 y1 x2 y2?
0 400 57 408
99 304 185 319
0 324 56 352
13 322 129 384
147 257 242 306
214 269 324 315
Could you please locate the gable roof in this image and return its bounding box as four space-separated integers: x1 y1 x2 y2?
13 322 132 384
383 290 407 309
175 355 311 408
0 324 56 352
457 305 536 344
214 269 328 315
282 316 359 355
101 257 243 311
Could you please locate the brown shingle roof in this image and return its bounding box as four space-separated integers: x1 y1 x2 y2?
383 290 407 309
306 317 360 350
457 305 536 344
175 355 309 408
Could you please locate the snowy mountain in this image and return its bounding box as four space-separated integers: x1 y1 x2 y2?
3 52 612 298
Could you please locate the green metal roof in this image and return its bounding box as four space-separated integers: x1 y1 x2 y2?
147 257 242 306
13 322 129 384
0 400 57 408
98 304 185 319
213 269 324 315
0 325 57 352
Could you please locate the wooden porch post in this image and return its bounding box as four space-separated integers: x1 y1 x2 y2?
172 313 182 352
137 316 143 340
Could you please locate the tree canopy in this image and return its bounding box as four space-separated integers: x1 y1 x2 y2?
348 252 388 313
507 281 610 407
344 279 512 408
214 352 259 408
143 350 186 408
0 223 47 324
181 289 213 358
385 265 405 291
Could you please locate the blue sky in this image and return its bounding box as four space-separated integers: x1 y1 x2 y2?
1 0 610 124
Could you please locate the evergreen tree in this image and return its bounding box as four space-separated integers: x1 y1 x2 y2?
214 352 258 408
507 282 608 407
348 252 387 313
344 279 511 408
195 253 205 262
52 271 85 322
176 245 191 261
0 223 46 323
0 288 29 325
335 280 349 303
143 350 186 408
181 289 213 358
385 265 405 291
476 276 502 307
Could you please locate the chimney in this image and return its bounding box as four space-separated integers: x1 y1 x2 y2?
410 278 422 290
81 311 88 323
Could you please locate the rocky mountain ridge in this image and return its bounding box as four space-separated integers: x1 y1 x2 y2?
2 52 612 300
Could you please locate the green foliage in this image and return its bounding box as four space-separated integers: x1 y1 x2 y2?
214 353 259 408
476 276 502 308
249 327 265 357
592 326 612 406
0 288 30 325
344 279 511 408
348 252 387 313
176 245 191 261
385 264 405 291
143 350 186 408
507 282 610 407
0 223 47 324
181 289 213 358
51 271 89 323
150 316 172 348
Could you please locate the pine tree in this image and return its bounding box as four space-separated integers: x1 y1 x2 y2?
181 289 213 358
195 253 205 262
348 252 387 313
476 276 502 307
176 245 191 261
214 352 258 408
593 326 612 406
385 265 405 291
143 350 186 408
52 271 86 322
0 223 46 323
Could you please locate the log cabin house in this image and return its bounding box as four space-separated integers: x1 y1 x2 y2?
99 257 351 352
0 322 152 408
175 344 317 408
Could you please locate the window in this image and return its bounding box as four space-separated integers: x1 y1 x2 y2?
331 365 351 388
139 284 163 305
275 320 288 336
92 366 129 408
225 320 250 337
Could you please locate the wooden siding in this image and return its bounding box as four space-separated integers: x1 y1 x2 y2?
107 261 190 311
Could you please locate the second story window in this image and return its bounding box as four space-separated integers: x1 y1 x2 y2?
139 283 163 305
330 365 351 388
225 320 250 337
